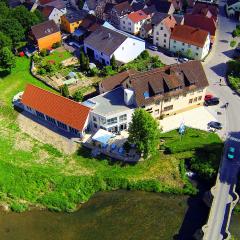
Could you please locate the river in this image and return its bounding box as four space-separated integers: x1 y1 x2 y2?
0 190 239 240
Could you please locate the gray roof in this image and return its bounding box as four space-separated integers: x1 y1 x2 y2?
65 10 88 23
31 20 59 40
227 0 239 6
85 87 134 116
84 26 127 56
151 12 168 25
173 14 184 24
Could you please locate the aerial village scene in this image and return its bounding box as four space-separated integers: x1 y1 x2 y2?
0 0 240 238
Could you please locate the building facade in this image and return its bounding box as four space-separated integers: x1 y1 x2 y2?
170 25 210 60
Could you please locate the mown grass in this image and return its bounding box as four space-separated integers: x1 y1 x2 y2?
42 50 72 64
0 57 222 211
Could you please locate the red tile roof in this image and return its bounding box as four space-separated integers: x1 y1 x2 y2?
41 6 55 17
170 24 209 48
21 84 91 131
184 14 216 39
128 10 149 23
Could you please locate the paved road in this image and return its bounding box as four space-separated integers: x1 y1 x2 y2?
201 1 240 239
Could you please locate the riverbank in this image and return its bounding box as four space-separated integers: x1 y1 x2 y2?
0 57 223 212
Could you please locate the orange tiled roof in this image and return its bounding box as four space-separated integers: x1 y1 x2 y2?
21 84 91 131
128 10 149 23
170 24 209 48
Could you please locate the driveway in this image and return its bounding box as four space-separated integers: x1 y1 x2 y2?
160 106 218 133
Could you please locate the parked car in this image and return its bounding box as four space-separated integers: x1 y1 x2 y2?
165 51 175 57
178 57 189 63
204 97 220 106
208 121 222 130
148 45 158 51
204 94 213 101
227 147 235 160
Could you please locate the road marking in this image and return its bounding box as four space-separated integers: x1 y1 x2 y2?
229 136 240 142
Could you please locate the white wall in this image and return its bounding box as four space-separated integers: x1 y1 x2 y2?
113 37 145 63
49 8 64 25
169 34 210 60
153 23 171 49
89 108 134 132
120 16 147 34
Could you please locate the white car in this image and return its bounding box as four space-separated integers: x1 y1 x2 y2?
148 45 158 51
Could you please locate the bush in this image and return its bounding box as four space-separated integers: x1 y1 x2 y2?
230 40 237 47
139 50 150 59
60 84 69 97
89 67 100 76
73 90 83 102
40 49 48 57
101 66 117 76
52 42 61 49
10 202 28 212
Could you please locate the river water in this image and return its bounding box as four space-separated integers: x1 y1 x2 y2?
0 190 239 240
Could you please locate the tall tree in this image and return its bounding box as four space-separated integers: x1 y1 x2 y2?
12 6 41 33
0 2 9 20
0 19 25 46
128 108 160 158
79 51 89 71
110 54 117 70
60 84 69 98
0 47 16 71
0 32 12 50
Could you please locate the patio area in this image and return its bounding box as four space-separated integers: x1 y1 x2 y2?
83 129 140 162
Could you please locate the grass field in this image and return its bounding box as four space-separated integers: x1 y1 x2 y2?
42 49 72 64
0 57 222 211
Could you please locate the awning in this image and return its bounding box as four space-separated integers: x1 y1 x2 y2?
92 129 114 145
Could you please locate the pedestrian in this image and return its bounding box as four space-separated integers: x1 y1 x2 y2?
225 102 229 108
219 78 222 85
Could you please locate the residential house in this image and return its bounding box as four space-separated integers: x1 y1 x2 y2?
152 13 177 48
61 10 88 33
148 0 175 14
109 1 133 27
38 0 67 15
84 25 145 65
170 24 210 60
99 69 137 93
87 60 209 132
184 14 217 43
83 0 97 12
120 10 150 34
173 14 184 24
191 2 218 22
20 84 91 137
83 87 135 132
39 6 63 24
226 0 240 18
30 20 62 51
140 22 153 38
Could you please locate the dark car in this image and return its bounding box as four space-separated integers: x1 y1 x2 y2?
204 97 220 106
208 121 222 130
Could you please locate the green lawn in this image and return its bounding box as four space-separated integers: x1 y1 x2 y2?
0 57 222 211
43 49 72 64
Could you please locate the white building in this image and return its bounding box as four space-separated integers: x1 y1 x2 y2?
84 25 145 65
83 87 135 133
120 10 150 35
152 13 177 49
170 25 210 60
226 0 240 18
41 6 64 24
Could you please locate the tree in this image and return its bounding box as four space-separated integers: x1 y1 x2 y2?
78 0 84 9
11 6 41 33
0 32 12 50
185 49 192 59
73 90 83 102
0 2 9 20
0 19 25 46
139 50 150 60
79 51 89 71
0 47 16 71
128 108 160 158
110 54 117 70
60 84 69 97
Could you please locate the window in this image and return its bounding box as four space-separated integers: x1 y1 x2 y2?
93 116 97 122
188 44 191 48
189 99 193 104
164 33 167 37
164 44 166 48
164 105 173 111
46 115 56 124
36 111 44 119
155 99 161 105
94 123 97 128
119 114 127 122
101 52 103 56
156 37 159 41
123 26 126 29
57 121 67 130
69 127 78 135
100 117 106 125
128 27 131 31
182 43 185 46
183 93 187 97
198 96 202 101
27 106 32 111
160 27 163 30
196 53 199 56
196 47 199 50
164 97 171 102
194 97 197 102
155 109 159 115
156 31 159 35
174 40 176 43
133 42 135 46
164 39 166 43
122 47 124 50
128 22 131 25
182 48 184 51
123 21 125 24
107 117 117 125
173 45 176 49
